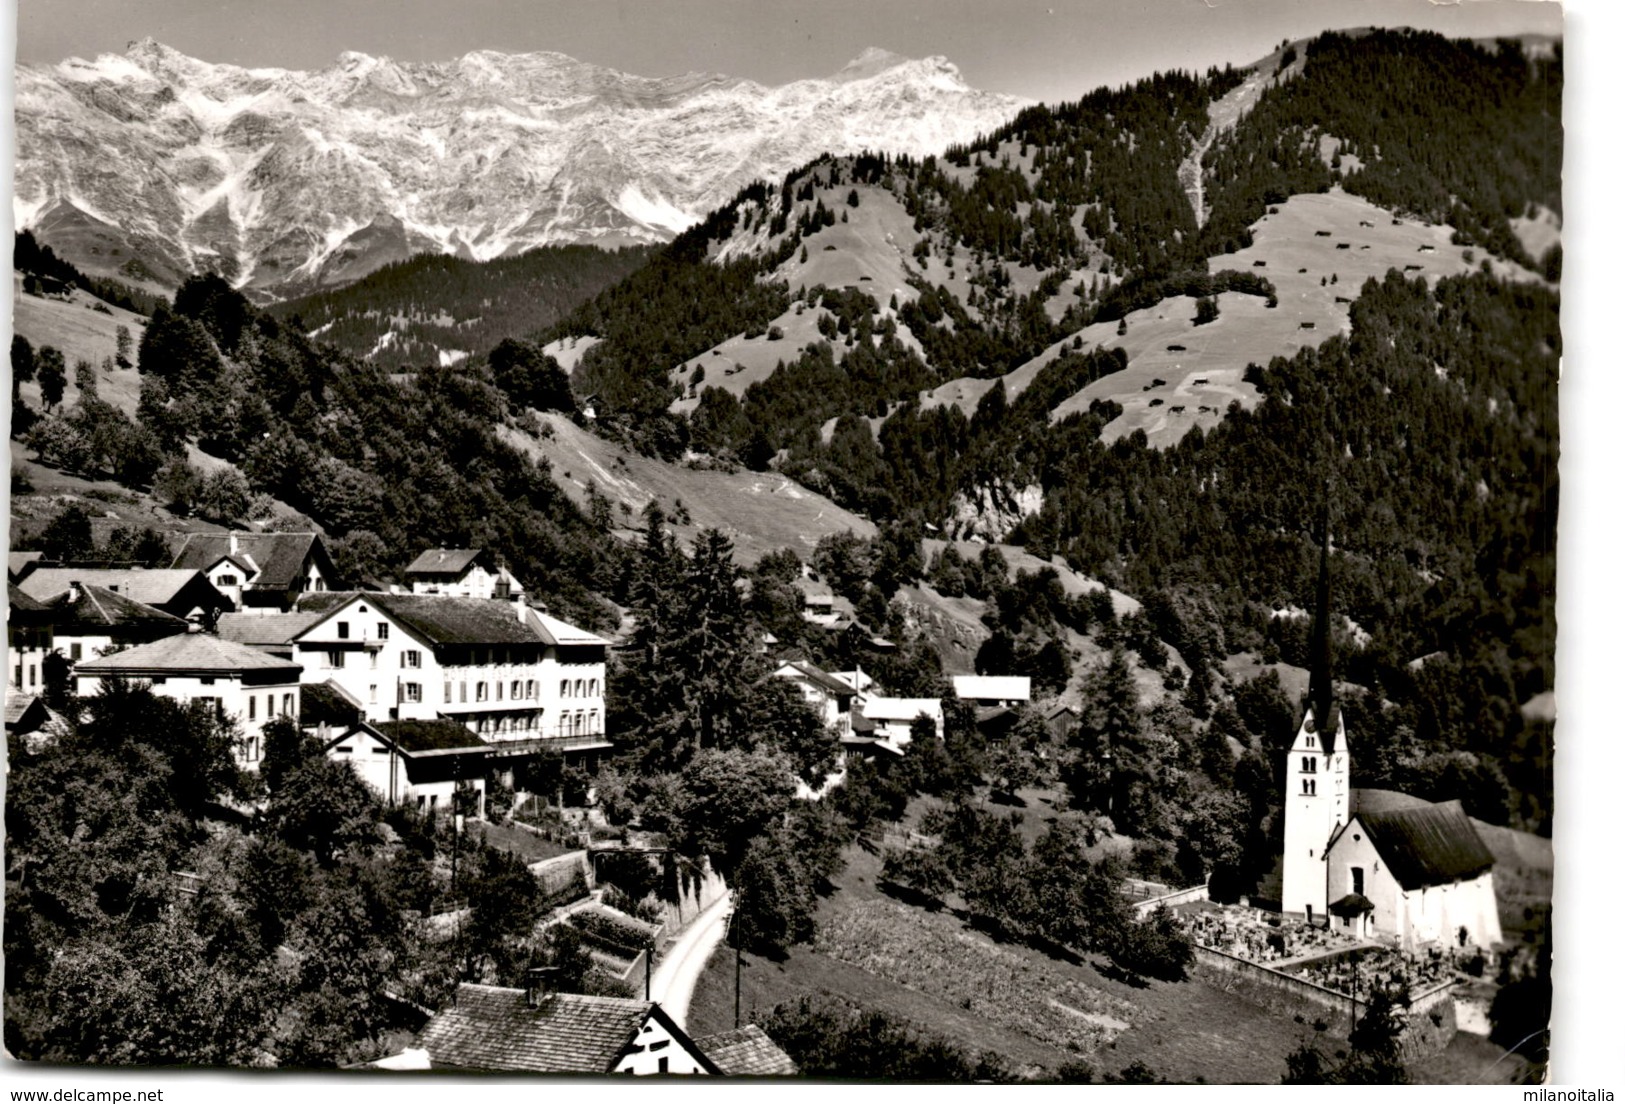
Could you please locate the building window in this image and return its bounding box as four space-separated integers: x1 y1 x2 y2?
590 679 600 697
444 682 453 704
369 684 378 704
403 649 422 669
589 709 599 734
327 649 345 669
200 677 216 685
282 693 294 715
1352 867 1364 895
218 574 238 587
460 681 468 703
377 623 389 641
476 682 488 702
70 643 82 661
245 736 258 761
338 622 350 639
560 679 570 698
496 681 504 702
248 696 256 720
511 680 523 700
575 679 585 697
526 679 536 699
403 683 422 703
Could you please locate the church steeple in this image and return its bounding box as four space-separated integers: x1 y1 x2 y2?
1307 485 1336 750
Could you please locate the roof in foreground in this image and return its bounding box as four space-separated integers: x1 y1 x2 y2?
415 984 655 1073
378 719 489 753
52 584 189 631
75 633 302 675
1354 800 1496 890
693 1025 797 1076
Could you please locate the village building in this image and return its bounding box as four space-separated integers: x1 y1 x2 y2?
8 583 55 697
73 633 303 768
44 581 190 662
300 682 491 818
171 532 338 614
404 548 525 600
852 696 943 752
287 591 611 773
402 982 720 1074
215 610 328 661
773 659 862 736
17 567 231 623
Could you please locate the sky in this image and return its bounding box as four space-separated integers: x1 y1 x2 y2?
16 0 1563 105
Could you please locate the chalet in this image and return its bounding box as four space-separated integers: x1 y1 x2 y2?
1323 797 1502 950
405 548 525 600
403 982 720 1074
952 675 1031 708
774 659 862 736
303 683 490 819
692 1026 797 1076
18 567 231 623
8 583 55 696
288 591 611 772
171 532 338 614
45 581 190 662
73 634 303 768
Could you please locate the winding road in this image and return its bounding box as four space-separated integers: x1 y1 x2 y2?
647 889 732 1028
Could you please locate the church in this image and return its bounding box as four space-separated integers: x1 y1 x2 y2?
1277 523 1504 952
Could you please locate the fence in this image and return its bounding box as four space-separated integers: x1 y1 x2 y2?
1193 944 1457 1057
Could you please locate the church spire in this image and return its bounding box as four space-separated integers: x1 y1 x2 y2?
1308 481 1335 740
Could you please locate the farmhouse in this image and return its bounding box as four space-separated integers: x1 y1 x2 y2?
73 633 303 768
8 583 55 696
854 696 943 749
171 532 339 614
403 981 720 1074
405 547 525 600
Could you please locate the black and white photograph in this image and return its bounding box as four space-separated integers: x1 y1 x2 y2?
3 0 1607 1089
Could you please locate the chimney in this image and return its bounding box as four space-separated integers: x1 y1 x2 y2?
525 966 558 1008
67 580 81 604
229 533 239 555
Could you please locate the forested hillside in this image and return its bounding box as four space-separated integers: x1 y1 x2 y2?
270 245 654 369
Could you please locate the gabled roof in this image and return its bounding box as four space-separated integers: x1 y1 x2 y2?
952 675 1031 702
48 584 189 635
405 548 486 576
217 611 328 649
18 568 219 610
415 984 718 1073
172 532 331 591
301 679 365 728
9 551 44 581
75 633 302 676
693 1025 797 1076
1329 892 1375 917
5 693 50 731
378 719 489 753
528 608 610 648
775 660 854 697
295 592 540 646
9 582 52 614
1348 801 1496 891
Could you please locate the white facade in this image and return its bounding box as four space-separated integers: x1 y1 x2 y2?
323 724 487 820
289 595 607 749
1280 705 1350 923
1325 816 1503 951
773 661 860 736
612 1015 713 1075
952 675 1032 705
861 697 944 747
74 668 299 768
410 562 523 601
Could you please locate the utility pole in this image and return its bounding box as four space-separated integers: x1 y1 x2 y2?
725 909 741 1029
645 939 653 1000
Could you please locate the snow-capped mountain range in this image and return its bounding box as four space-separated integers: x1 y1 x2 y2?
15 39 1027 298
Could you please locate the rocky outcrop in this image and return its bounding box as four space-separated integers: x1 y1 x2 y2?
946 480 1045 542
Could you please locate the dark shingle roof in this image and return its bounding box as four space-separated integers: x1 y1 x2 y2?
172 532 326 591
1329 893 1375 917
296 592 540 646
301 680 365 727
48 584 189 634
1357 801 1496 890
693 1025 797 1076
405 549 485 576
9 582 51 614
75 633 302 676
417 984 662 1073
778 660 853 697
378 719 488 753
